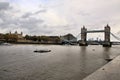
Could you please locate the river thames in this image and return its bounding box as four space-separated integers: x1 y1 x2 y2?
0 44 120 80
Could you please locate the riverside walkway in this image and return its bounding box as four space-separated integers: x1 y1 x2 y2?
83 55 120 80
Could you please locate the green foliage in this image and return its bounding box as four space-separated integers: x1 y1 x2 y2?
0 34 18 42
24 35 60 43
0 33 61 43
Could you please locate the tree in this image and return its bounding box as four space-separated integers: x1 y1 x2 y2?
4 34 18 42
25 35 30 40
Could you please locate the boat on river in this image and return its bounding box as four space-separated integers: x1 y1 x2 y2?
34 49 51 53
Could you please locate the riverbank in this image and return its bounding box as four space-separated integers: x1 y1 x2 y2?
11 42 62 45
83 55 120 80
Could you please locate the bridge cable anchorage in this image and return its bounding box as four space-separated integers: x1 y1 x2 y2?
110 32 120 41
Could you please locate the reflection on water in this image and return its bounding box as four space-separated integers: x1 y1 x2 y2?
0 44 120 80
103 47 111 60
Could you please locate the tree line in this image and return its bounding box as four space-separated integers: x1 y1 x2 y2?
24 35 61 43
0 33 61 43
0 33 18 42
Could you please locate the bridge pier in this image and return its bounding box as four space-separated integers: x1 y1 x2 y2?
79 41 88 46
102 42 112 47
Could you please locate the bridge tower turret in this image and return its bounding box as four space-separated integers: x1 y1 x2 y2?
105 24 110 42
79 26 88 46
103 24 111 47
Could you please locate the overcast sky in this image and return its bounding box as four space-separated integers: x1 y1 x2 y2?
0 0 120 40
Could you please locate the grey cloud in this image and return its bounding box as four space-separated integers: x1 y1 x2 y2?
0 3 46 34
0 2 10 10
34 9 47 14
20 17 44 25
0 0 120 36
21 12 33 18
0 1 77 35
29 28 53 35
21 9 47 18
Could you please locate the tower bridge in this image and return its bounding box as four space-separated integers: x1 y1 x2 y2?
79 24 111 47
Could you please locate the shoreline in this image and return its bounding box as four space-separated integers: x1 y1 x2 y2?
10 42 62 45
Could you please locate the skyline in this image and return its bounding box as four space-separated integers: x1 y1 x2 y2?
0 0 120 41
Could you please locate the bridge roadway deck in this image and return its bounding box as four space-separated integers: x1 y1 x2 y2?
83 55 120 80
86 30 105 33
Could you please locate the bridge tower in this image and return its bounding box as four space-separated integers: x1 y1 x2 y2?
79 26 88 46
103 24 111 47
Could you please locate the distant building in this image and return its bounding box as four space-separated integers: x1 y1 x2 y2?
60 33 77 42
0 33 5 41
9 31 24 40
40 36 61 43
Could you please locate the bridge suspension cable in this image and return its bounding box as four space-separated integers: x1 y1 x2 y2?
110 32 120 41
76 33 81 39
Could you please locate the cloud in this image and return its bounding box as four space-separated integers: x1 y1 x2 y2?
0 2 10 10
0 0 120 38
34 9 46 14
0 18 3 24
21 9 47 18
21 12 33 18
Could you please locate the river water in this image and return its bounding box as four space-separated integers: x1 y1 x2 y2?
0 44 120 80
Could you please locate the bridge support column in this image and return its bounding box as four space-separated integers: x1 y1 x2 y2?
79 26 88 46
103 25 112 47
